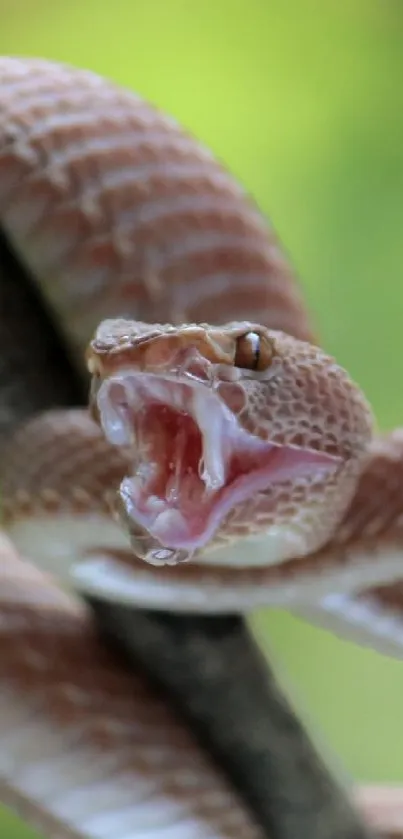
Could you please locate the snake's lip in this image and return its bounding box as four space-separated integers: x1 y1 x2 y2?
96 370 341 563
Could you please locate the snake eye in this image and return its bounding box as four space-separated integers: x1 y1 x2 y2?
234 331 274 371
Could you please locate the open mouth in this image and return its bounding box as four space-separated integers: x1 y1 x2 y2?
96 372 340 558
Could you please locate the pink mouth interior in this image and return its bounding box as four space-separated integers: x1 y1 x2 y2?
97 372 340 554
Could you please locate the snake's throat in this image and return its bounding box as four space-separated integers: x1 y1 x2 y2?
97 372 340 563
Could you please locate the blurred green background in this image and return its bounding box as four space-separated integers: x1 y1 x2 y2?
1 0 403 835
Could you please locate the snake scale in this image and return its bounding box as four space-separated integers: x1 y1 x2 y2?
0 56 402 839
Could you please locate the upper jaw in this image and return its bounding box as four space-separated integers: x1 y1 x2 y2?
96 367 235 492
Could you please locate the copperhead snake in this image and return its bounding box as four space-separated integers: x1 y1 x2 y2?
0 56 402 838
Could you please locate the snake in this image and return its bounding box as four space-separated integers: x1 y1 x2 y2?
0 56 402 839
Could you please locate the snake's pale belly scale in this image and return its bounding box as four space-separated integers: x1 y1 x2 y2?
0 56 402 839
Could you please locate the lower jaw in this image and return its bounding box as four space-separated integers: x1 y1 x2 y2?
179 524 313 568
117 445 340 567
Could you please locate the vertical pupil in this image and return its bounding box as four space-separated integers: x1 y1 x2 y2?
235 331 261 369
249 332 260 368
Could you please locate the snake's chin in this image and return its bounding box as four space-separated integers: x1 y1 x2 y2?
96 370 340 566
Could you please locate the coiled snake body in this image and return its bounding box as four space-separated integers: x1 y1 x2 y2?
0 57 402 839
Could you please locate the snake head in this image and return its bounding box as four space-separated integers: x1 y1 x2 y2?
87 318 373 568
